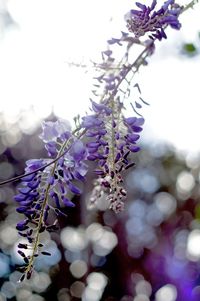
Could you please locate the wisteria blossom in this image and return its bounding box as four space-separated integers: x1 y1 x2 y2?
3 0 195 281
126 0 181 40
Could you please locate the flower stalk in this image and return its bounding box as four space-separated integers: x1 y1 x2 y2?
23 137 72 278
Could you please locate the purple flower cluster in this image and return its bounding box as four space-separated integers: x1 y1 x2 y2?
15 159 50 229
77 11 149 213
126 0 181 40
82 98 144 213
39 119 71 157
14 120 88 280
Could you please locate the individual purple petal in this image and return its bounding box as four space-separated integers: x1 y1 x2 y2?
60 130 71 141
115 132 120 140
52 193 61 208
35 203 41 210
104 107 112 115
96 154 107 160
130 9 142 16
27 180 40 189
98 139 108 147
76 164 88 177
14 194 27 202
62 197 75 207
94 170 105 175
150 0 157 10
74 171 85 182
16 207 28 213
135 101 142 109
162 0 174 11
18 187 32 195
18 243 28 249
88 147 99 154
91 100 107 113
25 159 45 172
44 205 50 222
129 145 141 152
16 220 29 231
28 191 39 198
20 200 33 206
134 117 145 126
102 50 112 57
72 140 86 161
98 129 107 136
67 182 81 195
124 117 137 125
115 152 121 163
136 2 146 10
86 131 98 137
22 174 36 182
121 31 129 37
117 142 126 151
131 125 143 132
126 133 140 143
58 180 66 194
86 142 100 148
45 141 57 157
82 115 103 129
87 154 97 161
48 176 55 185
25 209 36 215
107 38 122 45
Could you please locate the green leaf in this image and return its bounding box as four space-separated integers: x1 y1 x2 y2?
183 43 197 54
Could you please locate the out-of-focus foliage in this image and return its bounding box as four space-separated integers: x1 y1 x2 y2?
181 32 200 56
1 124 200 301
183 43 197 55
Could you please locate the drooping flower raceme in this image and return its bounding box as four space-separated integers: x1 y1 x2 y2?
15 120 88 280
126 0 181 40
82 99 144 213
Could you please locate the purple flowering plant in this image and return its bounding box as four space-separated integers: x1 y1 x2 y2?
0 0 198 282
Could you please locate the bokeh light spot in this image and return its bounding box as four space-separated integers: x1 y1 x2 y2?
155 192 176 218
1 281 16 299
176 171 195 195
31 272 51 293
133 295 150 301
16 289 32 301
61 226 88 252
135 280 152 297
69 260 88 279
0 253 10 277
70 281 85 298
155 284 177 301
0 162 14 180
187 229 200 261
87 272 107 291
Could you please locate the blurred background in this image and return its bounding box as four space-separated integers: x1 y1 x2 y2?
0 0 200 300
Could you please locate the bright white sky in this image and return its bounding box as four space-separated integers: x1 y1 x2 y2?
0 0 200 153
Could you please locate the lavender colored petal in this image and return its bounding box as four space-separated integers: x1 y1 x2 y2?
62 197 75 207
129 145 141 152
68 182 81 195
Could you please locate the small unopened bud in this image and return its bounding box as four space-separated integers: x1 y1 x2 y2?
41 251 51 256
